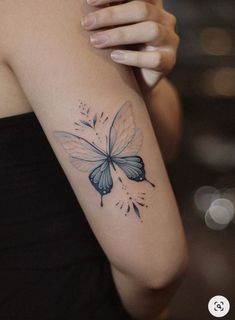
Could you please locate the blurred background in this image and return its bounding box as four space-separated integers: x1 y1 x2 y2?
164 1 235 319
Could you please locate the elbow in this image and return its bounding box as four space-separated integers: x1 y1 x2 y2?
144 239 188 290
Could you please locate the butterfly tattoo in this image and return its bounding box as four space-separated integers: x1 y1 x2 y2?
54 101 155 207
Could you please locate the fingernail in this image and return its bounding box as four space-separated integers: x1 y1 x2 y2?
87 0 98 5
111 50 126 62
90 34 109 47
81 15 96 28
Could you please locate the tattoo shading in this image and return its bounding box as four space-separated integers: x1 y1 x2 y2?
54 100 155 216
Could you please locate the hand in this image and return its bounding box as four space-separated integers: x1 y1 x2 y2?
81 0 179 88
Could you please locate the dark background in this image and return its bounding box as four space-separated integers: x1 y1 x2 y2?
164 1 235 319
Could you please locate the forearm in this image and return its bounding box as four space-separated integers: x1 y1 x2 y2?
135 73 182 162
144 78 182 162
111 264 184 320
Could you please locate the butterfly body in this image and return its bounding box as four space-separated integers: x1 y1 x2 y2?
54 101 155 207
107 155 117 171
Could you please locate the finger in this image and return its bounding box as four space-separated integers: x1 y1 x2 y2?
163 11 177 28
110 49 176 73
81 1 165 30
90 21 172 48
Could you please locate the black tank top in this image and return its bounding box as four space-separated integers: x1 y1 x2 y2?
0 112 132 319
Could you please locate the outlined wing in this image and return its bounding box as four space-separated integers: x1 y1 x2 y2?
54 131 106 172
109 101 140 156
112 156 145 182
70 157 105 172
117 128 143 157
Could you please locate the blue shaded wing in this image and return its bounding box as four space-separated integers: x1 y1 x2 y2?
89 160 113 197
112 156 145 182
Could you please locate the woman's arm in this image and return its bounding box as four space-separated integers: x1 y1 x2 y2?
0 1 187 318
111 264 184 319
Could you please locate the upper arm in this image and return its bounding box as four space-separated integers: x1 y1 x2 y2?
0 0 186 287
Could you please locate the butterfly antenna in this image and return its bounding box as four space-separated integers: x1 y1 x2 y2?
92 141 103 152
106 135 109 154
145 178 155 188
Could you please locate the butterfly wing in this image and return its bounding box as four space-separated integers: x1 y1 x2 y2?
108 101 145 182
112 156 145 182
54 131 113 203
116 128 143 157
109 101 142 156
54 131 107 172
89 160 113 198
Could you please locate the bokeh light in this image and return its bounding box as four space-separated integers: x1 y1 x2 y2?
200 67 235 97
211 198 234 221
200 27 233 56
193 134 235 170
194 186 234 230
194 186 220 213
205 205 231 230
